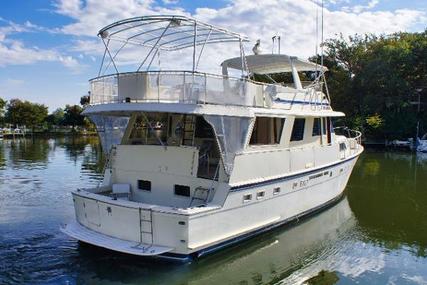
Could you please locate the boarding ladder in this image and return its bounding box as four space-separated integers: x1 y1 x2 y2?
189 164 219 207
139 208 154 247
189 187 212 207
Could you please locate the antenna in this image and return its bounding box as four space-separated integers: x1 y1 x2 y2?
272 36 276 54
321 0 324 68
315 0 319 63
272 35 281 54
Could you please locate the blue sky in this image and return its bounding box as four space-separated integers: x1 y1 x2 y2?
1 0 426 112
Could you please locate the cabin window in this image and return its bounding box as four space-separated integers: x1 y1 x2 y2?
174 185 190 197
195 116 215 138
273 187 281 195
256 191 265 200
249 117 285 145
243 194 252 203
128 113 169 145
137 180 151 191
195 117 221 180
290 118 306 141
312 118 321 136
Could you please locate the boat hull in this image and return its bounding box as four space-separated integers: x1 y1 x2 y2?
62 152 361 260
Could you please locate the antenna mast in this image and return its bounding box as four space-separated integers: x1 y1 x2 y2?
321 0 324 68
272 35 281 54
272 36 276 54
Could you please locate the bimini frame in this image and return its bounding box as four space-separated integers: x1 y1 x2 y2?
97 15 250 76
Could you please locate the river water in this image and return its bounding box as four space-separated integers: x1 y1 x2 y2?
0 137 426 285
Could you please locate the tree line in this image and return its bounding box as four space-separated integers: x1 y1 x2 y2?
317 30 427 140
0 97 91 133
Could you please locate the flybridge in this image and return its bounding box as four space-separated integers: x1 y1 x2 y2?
90 15 333 114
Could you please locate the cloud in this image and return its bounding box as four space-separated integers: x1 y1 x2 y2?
342 0 380 13
54 0 426 62
162 0 179 5
2 0 426 73
54 0 187 37
192 0 426 57
0 19 81 71
4 78 25 86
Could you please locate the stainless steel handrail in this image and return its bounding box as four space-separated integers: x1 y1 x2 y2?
88 70 331 108
334 126 362 145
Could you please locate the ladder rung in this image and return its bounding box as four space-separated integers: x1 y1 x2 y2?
191 197 205 201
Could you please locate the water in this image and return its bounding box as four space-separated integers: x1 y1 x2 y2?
0 137 426 285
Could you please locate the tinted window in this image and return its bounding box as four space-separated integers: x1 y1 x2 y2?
291 118 305 141
174 185 190 197
250 117 285 145
138 180 151 191
195 116 214 138
312 118 321 136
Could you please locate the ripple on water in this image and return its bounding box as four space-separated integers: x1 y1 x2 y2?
1 141 427 284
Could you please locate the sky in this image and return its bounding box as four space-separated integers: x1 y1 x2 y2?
0 0 426 112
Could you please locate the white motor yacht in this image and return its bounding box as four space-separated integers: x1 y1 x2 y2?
61 15 363 260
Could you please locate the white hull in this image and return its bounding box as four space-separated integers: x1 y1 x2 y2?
62 152 360 260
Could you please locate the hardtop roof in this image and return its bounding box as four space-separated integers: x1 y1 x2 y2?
221 54 328 74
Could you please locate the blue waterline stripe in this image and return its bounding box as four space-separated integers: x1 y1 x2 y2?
230 155 358 192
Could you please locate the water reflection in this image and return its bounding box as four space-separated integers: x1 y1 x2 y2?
3 138 50 168
0 141 5 169
347 151 427 257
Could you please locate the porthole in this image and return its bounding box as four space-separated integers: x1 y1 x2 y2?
243 194 252 203
175 185 190 197
256 191 265 200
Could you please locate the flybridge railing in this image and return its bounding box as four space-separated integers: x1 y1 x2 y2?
89 71 330 109
90 71 258 107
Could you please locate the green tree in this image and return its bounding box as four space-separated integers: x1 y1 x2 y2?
0 97 6 126
319 30 427 140
46 108 65 128
5 99 48 132
63 104 85 130
80 94 90 106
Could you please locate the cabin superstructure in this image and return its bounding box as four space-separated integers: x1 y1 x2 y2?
61 15 363 260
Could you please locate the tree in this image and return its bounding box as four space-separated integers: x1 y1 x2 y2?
5 99 48 132
0 97 6 126
46 108 65 127
80 93 90 106
63 105 85 130
319 30 427 140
